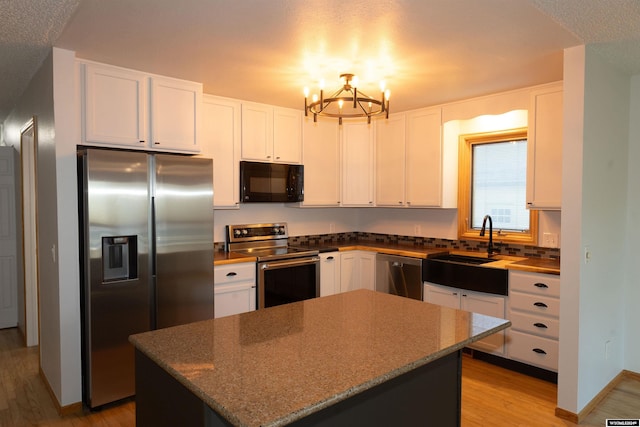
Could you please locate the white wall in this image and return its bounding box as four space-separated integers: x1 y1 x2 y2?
558 45 631 414
625 75 640 373
2 51 65 400
214 205 359 242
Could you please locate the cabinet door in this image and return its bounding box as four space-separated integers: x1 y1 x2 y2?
319 252 341 296
302 118 341 206
527 84 562 210
84 63 147 147
405 107 442 207
202 96 241 208
341 122 374 206
423 283 460 309
359 252 376 291
461 290 506 355
273 107 302 163
241 102 273 161
340 252 359 292
214 283 256 318
150 76 202 152
375 114 406 207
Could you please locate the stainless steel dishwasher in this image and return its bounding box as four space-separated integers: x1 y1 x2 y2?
375 254 423 300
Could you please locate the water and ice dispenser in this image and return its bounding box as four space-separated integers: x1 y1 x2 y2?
102 236 138 282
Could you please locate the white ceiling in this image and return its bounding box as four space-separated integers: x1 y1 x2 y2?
2 0 640 124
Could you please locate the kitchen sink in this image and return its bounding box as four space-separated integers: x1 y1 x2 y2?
422 254 508 295
428 254 494 265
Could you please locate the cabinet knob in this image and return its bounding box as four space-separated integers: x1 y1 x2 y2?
533 302 548 308
154 141 160 145
139 140 145 144
532 348 547 355
226 272 237 277
534 282 548 289
533 322 548 329
326 256 334 260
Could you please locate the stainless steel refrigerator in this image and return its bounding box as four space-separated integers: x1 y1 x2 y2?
77 148 214 408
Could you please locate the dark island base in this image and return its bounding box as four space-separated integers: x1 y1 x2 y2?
135 349 462 427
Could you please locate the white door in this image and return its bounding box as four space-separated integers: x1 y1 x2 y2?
0 147 19 329
21 119 39 346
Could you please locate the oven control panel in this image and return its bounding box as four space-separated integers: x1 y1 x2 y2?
227 223 288 243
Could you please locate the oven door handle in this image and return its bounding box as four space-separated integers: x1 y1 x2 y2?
260 256 320 270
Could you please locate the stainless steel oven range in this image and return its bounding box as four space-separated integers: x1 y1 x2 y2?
226 223 320 309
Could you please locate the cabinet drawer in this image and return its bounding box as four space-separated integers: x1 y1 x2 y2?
509 292 560 317
508 330 558 371
214 263 255 285
509 311 559 339
509 270 560 298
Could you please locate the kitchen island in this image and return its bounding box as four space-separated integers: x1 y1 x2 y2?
130 289 510 426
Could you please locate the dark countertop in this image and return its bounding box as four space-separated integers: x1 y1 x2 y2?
130 289 510 427
213 242 560 275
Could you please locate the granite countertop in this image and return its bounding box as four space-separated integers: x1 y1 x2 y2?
130 289 510 427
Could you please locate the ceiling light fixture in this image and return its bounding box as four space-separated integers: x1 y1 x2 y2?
304 73 390 125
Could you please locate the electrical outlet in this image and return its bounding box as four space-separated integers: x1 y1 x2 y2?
542 232 558 248
605 340 611 360
584 245 592 264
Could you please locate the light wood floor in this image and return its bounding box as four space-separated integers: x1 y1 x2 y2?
1 327 638 426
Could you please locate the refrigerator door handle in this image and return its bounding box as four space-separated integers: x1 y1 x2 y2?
150 195 157 329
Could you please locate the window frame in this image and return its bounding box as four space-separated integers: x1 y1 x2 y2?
457 128 538 245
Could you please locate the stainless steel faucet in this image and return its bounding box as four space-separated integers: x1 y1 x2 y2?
479 214 495 256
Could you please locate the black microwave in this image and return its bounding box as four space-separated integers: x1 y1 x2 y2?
240 161 304 202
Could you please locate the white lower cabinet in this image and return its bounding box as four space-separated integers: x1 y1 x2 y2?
507 270 560 371
214 262 256 318
340 251 376 292
424 282 506 355
320 252 341 296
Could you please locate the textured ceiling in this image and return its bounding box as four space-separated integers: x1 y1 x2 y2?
1 0 640 125
0 0 81 121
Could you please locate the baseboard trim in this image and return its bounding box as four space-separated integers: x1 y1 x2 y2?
39 367 83 416
555 369 640 423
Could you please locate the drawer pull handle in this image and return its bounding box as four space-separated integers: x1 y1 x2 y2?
534 282 548 289
534 322 548 329
534 302 548 308
226 272 237 277
532 348 547 355
326 256 334 260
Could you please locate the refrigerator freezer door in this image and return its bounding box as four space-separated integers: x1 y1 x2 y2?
80 149 151 408
153 155 214 329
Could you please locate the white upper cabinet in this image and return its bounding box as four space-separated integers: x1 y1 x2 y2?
273 107 303 163
375 114 406 207
83 63 147 147
341 122 375 206
82 61 202 153
302 117 341 206
202 95 241 208
149 76 202 152
527 83 563 210
241 102 302 163
405 107 449 207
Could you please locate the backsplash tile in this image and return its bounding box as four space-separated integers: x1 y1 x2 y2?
288 232 560 260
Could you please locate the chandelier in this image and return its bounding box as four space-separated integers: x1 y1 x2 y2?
304 74 390 125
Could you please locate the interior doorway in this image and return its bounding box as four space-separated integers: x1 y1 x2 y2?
20 117 39 347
